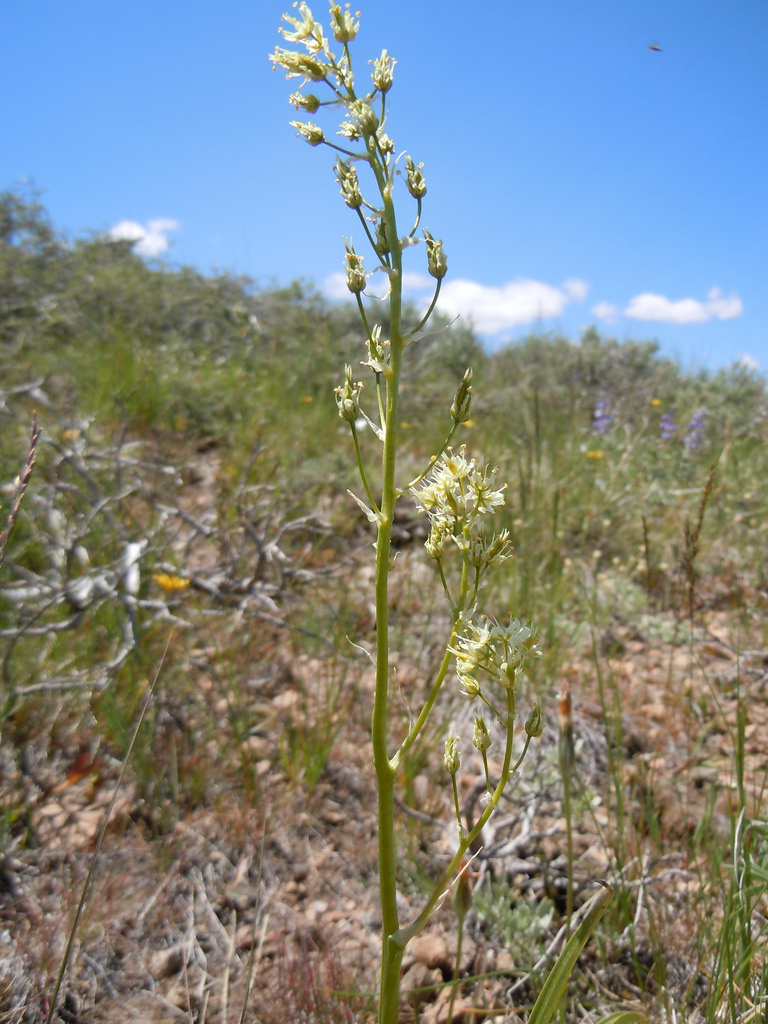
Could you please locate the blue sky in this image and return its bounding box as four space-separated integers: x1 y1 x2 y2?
3 0 767 374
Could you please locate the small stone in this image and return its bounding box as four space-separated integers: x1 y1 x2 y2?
409 933 450 971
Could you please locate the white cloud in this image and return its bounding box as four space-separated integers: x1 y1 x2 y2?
109 218 180 257
434 277 588 334
401 271 433 291
591 301 620 322
323 271 351 301
322 272 589 334
622 287 743 324
738 352 760 371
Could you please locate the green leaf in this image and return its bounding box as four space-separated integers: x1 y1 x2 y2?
527 883 614 1024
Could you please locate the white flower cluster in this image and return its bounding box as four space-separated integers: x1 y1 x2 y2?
449 616 541 703
411 447 512 568
272 0 357 112
270 2 391 149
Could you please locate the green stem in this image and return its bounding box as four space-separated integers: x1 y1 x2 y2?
558 692 575 940
395 689 522 950
437 557 455 608
373 418 399 1024
408 196 422 239
355 289 374 341
481 748 492 794
447 904 466 1023
355 205 381 261
450 772 462 826
351 424 378 512
371 155 406 1024
412 277 442 334
563 765 574 939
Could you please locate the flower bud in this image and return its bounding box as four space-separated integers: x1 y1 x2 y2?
338 119 362 141
499 661 518 688
425 518 450 559
458 673 481 700
465 533 487 567
344 240 366 293
472 715 492 753
525 704 544 739
443 735 461 776
335 364 362 423
466 531 512 570
372 49 395 93
374 220 390 257
336 158 362 209
290 120 325 146
364 324 390 374
329 3 359 43
404 156 427 199
271 48 331 82
454 859 473 919
349 98 379 135
424 229 447 280
289 91 320 113
450 368 473 423
484 530 513 566
558 682 575 771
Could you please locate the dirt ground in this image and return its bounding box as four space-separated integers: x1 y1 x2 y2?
3 576 768 1024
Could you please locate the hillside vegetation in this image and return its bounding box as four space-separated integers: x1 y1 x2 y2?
1 189 768 1023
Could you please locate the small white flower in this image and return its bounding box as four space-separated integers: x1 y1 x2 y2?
371 49 396 93
329 3 359 43
290 120 325 146
279 2 326 52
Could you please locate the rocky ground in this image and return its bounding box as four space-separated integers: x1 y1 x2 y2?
3 584 767 1023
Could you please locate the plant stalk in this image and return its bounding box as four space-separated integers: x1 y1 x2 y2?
372 180 406 1024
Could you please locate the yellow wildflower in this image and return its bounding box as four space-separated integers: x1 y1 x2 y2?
153 572 190 592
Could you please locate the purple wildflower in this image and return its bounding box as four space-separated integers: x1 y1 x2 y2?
684 409 706 451
592 398 612 435
659 411 677 441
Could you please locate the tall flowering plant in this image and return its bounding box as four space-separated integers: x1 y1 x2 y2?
270 7 610 1021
